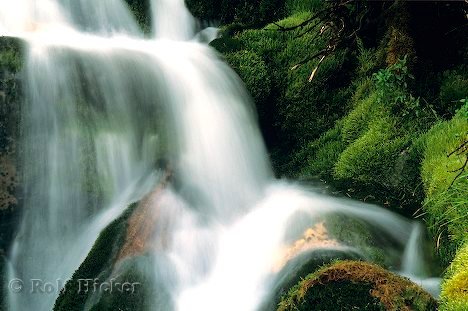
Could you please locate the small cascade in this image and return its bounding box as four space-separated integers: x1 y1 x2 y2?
0 0 441 310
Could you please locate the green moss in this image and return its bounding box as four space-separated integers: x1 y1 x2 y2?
341 92 379 144
285 0 321 14
298 121 345 178
88 255 168 311
421 115 468 265
224 50 271 105
325 215 390 267
0 38 23 73
439 69 468 116
184 0 285 26
0 37 23 257
262 249 363 311
278 261 436 311
210 37 244 54
334 115 408 185
440 241 468 311
54 203 138 311
282 280 383 311
230 12 354 173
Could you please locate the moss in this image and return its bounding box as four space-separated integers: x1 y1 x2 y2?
439 68 468 116
325 215 391 268
341 92 379 144
278 261 437 311
421 115 468 265
440 241 468 311
298 121 345 178
285 0 321 15
210 37 244 54
54 203 138 311
0 37 23 257
334 114 408 185
229 12 354 174
88 255 171 311
261 249 363 311
224 50 271 107
184 0 285 26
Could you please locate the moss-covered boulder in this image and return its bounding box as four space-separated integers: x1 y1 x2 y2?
213 11 355 173
420 111 468 265
53 199 174 311
54 203 138 311
277 261 437 311
55 172 174 311
223 50 271 108
262 248 364 311
440 241 468 311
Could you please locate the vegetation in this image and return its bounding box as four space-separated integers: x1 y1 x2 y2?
0 37 22 270
54 203 138 311
262 248 363 311
211 1 467 309
0 0 466 309
211 10 354 171
277 261 437 311
421 111 468 265
185 0 285 26
440 241 468 311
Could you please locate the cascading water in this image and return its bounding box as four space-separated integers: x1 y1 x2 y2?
0 0 440 310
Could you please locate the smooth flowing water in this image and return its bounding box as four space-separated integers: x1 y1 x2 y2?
0 0 440 310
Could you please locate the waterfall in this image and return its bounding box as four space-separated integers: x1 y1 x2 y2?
151 0 195 39
0 0 440 310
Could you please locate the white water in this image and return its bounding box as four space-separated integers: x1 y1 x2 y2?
0 0 440 310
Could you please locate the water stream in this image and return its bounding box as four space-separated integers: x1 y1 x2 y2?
0 0 440 310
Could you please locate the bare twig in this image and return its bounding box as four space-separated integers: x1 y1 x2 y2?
447 137 468 188
309 55 327 82
449 156 468 188
447 139 468 157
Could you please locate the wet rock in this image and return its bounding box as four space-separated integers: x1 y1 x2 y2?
0 37 24 254
261 248 364 311
277 260 437 311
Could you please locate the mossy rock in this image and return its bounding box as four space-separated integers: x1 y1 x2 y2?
210 37 244 54
440 241 468 311
87 254 175 311
184 0 285 26
54 203 138 311
224 50 271 107
298 121 345 178
226 12 355 174
420 113 468 264
278 261 437 311
261 248 363 311
0 37 24 256
334 115 408 186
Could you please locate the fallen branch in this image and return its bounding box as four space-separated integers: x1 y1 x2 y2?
448 137 468 188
